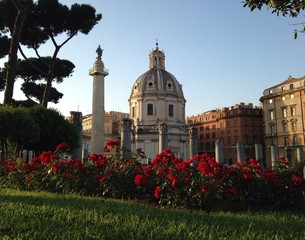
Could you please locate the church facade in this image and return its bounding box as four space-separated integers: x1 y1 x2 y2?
129 44 189 160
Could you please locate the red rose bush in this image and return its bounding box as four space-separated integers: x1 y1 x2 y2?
0 142 305 211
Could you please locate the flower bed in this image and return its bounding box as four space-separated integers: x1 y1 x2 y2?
1 142 305 211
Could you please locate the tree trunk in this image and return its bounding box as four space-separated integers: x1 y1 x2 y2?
41 48 59 108
3 0 27 105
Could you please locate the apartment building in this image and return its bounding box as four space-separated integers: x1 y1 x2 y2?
260 75 305 167
187 103 264 164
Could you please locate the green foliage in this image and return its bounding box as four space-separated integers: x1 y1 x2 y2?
21 82 64 104
0 106 39 156
25 106 79 151
243 0 305 17
0 105 79 157
0 0 101 106
243 0 305 38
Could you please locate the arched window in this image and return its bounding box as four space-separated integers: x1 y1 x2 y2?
168 104 174 117
147 104 153 116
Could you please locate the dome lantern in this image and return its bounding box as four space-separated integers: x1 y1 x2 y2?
149 42 165 70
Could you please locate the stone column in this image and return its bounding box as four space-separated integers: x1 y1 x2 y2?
89 45 108 154
255 144 264 169
188 127 198 159
70 111 83 160
236 142 244 163
82 149 88 164
297 148 304 164
158 121 168 153
215 138 224 163
121 118 132 159
271 145 278 168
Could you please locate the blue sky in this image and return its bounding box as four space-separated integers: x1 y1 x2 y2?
1 0 305 117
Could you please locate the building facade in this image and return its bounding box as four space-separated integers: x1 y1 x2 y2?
260 75 305 167
129 43 189 160
187 103 264 164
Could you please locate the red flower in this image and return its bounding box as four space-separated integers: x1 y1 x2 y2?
201 184 209 193
40 151 57 164
134 174 147 186
100 176 107 183
166 174 178 187
226 188 239 196
56 143 70 152
106 140 120 147
154 186 161 198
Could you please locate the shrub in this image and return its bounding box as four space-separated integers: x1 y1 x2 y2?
0 142 304 211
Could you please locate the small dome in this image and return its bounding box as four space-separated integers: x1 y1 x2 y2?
130 68 184 99
130 44 184 100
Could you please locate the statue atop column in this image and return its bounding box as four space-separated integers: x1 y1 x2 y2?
96 45 103 59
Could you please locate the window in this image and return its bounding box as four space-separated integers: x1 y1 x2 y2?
200 134 204 140
290 84 294 89
227 120 230 127
168 104 174 117
293 136 298 146
291 122 297 131
220 122 224 129
282 108 287 118
282 96 286 101
206 142 211 150
281 86 285 91
290 93 294 99
245 137 249 145
227 136 231 145
200 126 203 131
212 125 216 130
199 142 204 150
132 107 135 118
147 104 153 115
212 132 216 139
269 110 274 120
206 133 210 139
283 123 288 132
284 137 289 146
270 125 275 135
212 141 215 150
290 106 296 116
269 89 273 94
269 99 273 104
206 126 210 130
271 138 276 146
234 120 238 126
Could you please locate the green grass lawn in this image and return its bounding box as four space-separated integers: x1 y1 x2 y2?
0 189 305 240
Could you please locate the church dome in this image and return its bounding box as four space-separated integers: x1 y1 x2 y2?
129 43 186 125
130 43 185 100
